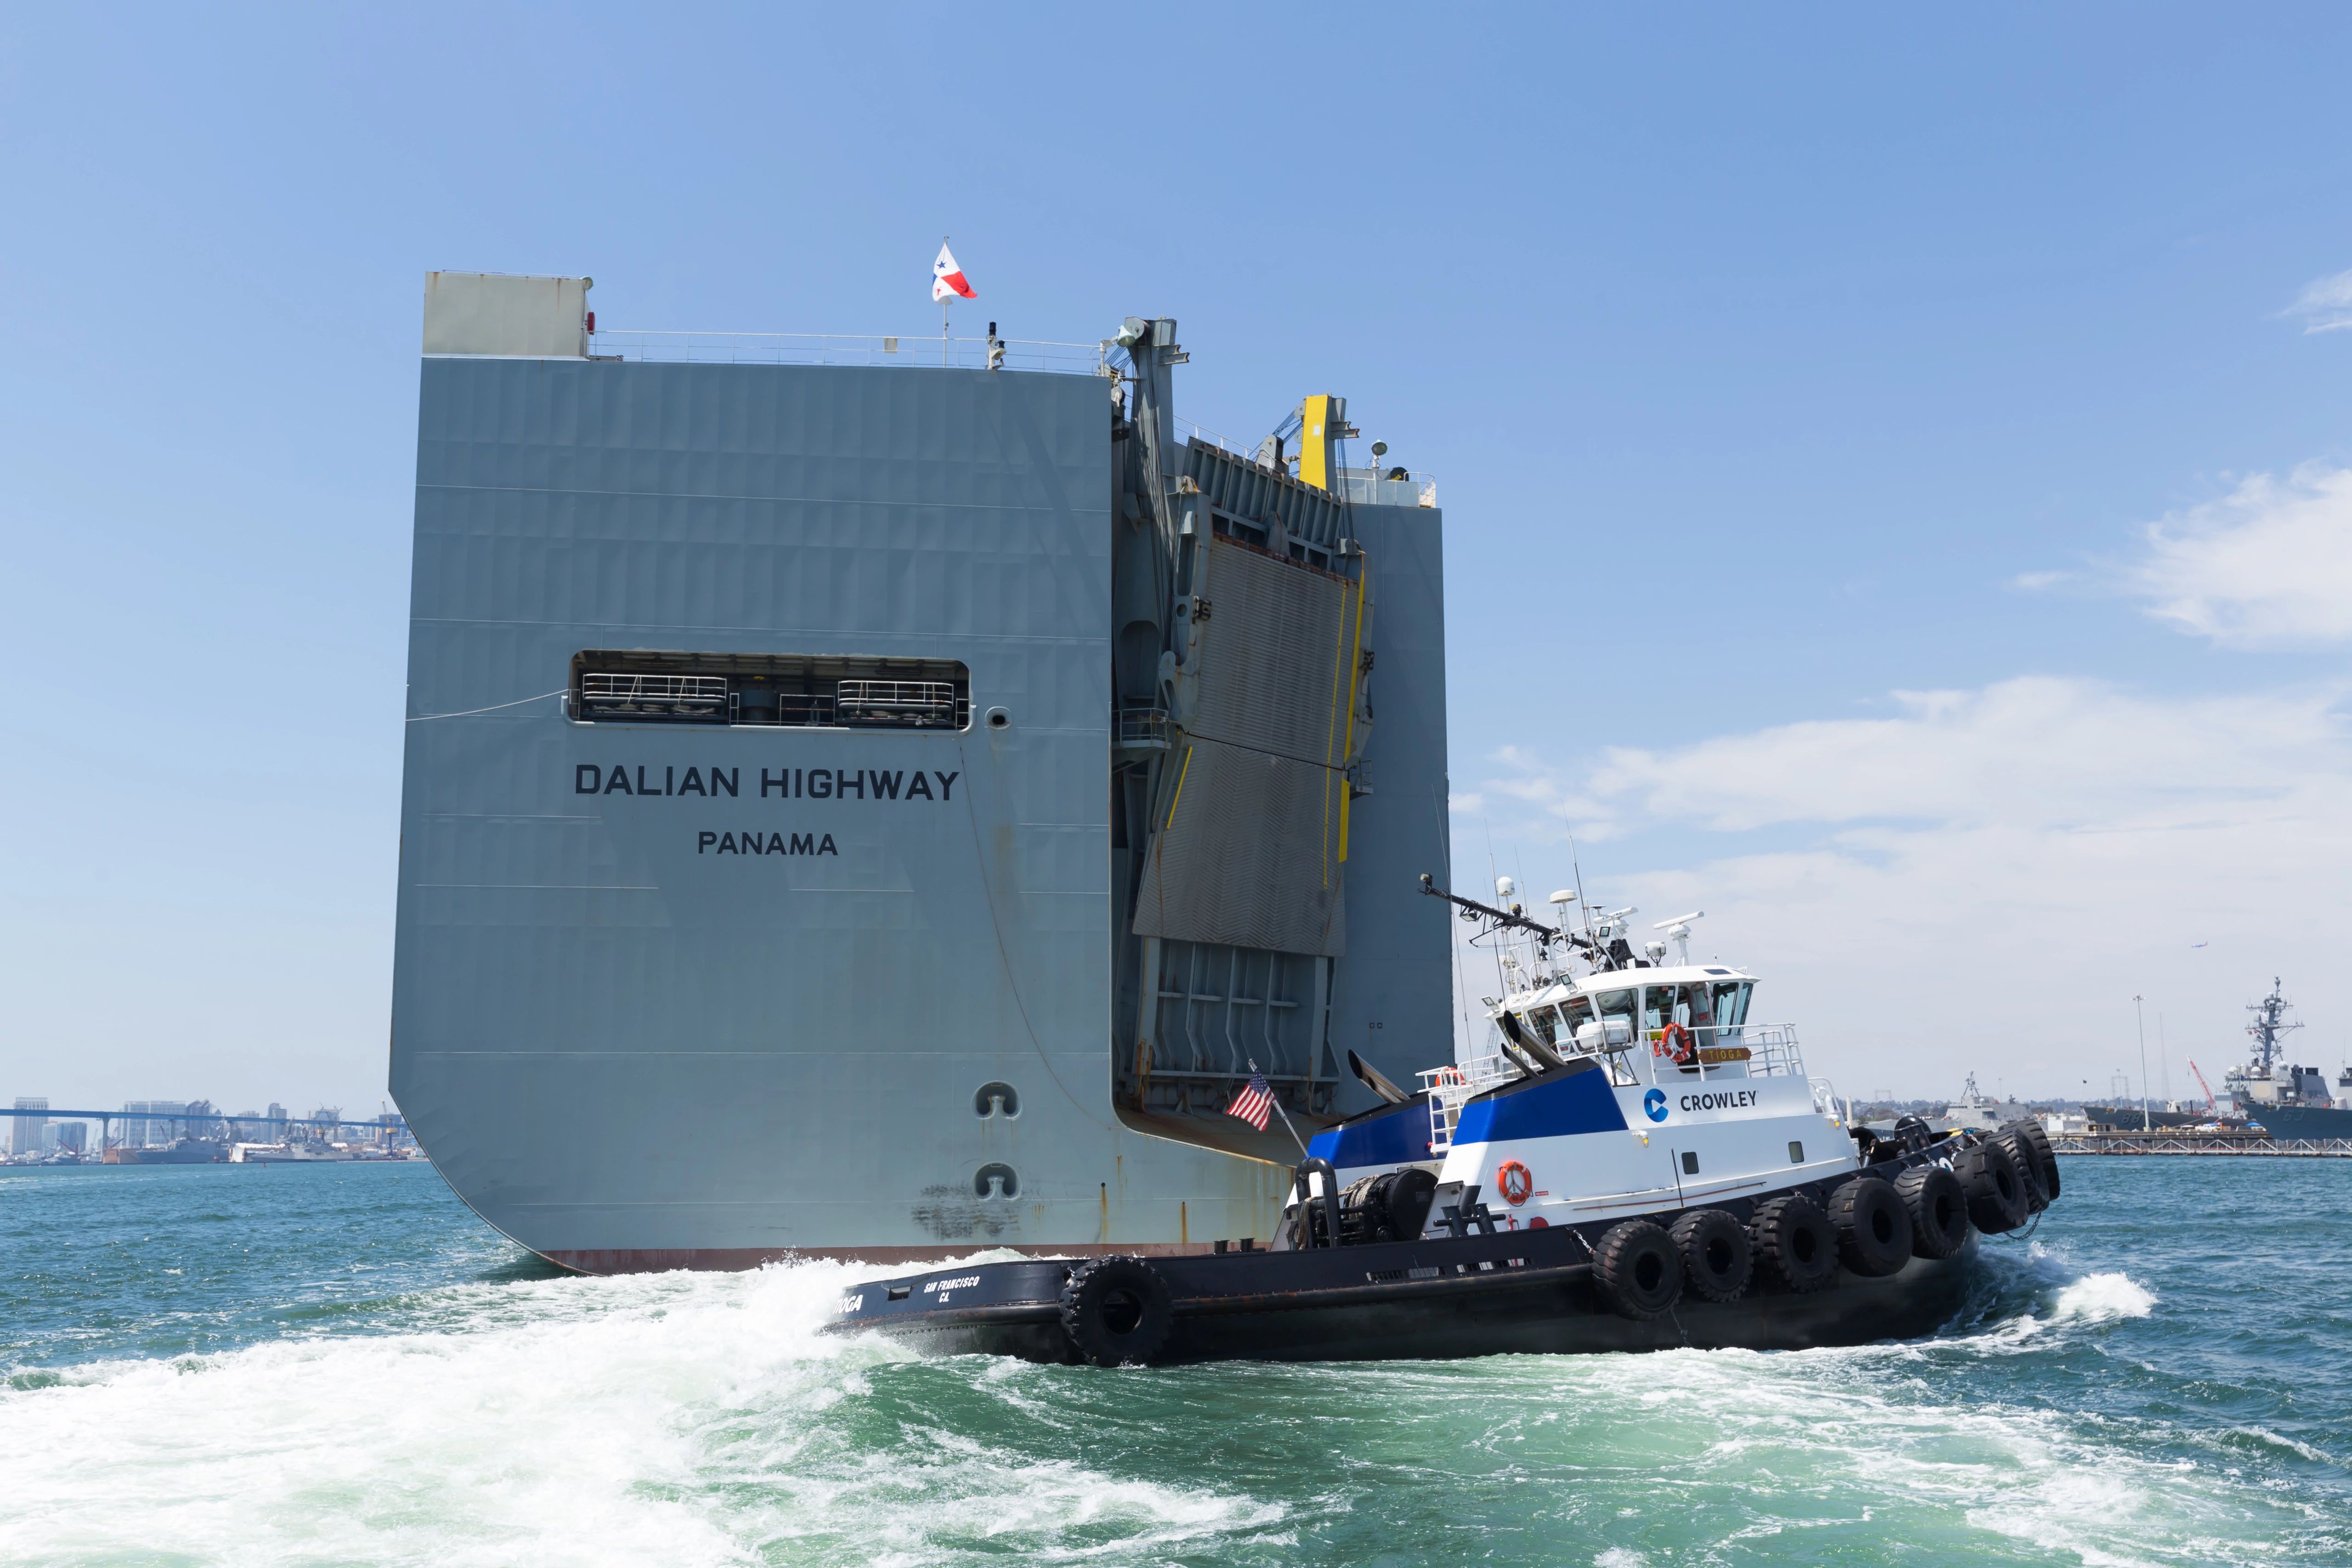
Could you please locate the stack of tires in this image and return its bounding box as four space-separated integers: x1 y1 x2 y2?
1949 1118 2059 1235
1590 1122 2062 1321
1591 1183 1909 1319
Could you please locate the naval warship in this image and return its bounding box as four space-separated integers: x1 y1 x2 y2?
390 273 1453 1271
2224 979 2351 1138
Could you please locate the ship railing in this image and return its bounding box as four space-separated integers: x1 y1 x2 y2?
1176 417 1251 459
1731 1025 1804 1079
1418 1053 1521 1157
1176 417 1442 508
1116 707 1172 747
588 329 1110 375
1620 1021 1803 1079
578 671 729 718
836 679 961 728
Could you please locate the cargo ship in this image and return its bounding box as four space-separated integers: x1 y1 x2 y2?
389 273 1453 1271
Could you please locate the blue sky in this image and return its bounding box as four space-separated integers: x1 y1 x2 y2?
4 5 2348 1114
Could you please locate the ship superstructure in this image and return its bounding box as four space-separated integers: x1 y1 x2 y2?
388 274 1453 1270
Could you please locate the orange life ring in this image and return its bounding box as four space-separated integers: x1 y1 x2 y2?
1657 1022 1698 1067
1496 1159 1534 1206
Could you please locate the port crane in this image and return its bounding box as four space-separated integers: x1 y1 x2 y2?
2187 1059 2218 1113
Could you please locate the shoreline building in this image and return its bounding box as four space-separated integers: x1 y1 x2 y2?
10 1098 46 1156
122 1100 192 1148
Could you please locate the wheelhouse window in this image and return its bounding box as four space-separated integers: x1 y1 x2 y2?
570 651 969 731
1640 987 1668 1036
1651 984 1718 1036
1594 989 1637 1044
1559 994 1595 1045
1709 981 1753 1030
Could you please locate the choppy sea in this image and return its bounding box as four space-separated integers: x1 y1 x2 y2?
1 1157 2347 1566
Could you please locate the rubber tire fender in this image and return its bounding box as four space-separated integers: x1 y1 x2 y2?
1828 1176 1914 1277
1996 1129 2050 1213
1668 1208 1753 1304
1956 1138 2031 1234
1059 1256 1174 1367
1593 1219 1684 1319
1894 1163 1970 1259
2004 1117 2061 1201
1750 1194 1840 1293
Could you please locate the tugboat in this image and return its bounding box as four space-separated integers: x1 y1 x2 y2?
2226 979 2352 1138
824 879 2063 1365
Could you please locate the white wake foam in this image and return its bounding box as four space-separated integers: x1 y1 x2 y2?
0 1260 1275 1568
2044 1270 2158 1325
2 1249 2323 1568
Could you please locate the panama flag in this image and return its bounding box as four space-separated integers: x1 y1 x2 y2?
931 242 976 302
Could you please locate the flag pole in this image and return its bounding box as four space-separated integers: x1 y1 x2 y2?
941 233 950 366
1249 1057 1312 1159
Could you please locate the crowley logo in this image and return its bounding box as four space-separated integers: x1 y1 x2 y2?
1643 1088 1669 1122
1495 1160 1534 1206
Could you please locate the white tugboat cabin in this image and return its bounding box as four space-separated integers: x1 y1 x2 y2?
1300 882 1855 1235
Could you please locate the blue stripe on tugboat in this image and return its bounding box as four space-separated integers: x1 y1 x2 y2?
1454 1062 1629 1143
1306 1098 1431 1167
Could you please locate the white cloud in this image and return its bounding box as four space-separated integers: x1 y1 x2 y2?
1589 678 2332 832
1453 677 2352 1098
2285 267 2352 334
2122 465 2352 647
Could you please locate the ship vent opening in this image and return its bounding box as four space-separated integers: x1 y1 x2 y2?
569 651 969 730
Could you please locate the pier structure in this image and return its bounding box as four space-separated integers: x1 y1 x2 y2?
2052 1131 2352 1158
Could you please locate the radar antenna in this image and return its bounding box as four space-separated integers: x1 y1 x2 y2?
1652 910 1704 966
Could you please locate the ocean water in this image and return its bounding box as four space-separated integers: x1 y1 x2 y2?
2 1159 2347 1567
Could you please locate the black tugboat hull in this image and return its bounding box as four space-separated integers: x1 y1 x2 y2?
825 1228 1978 1366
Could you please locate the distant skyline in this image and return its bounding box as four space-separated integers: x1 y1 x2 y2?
3 4 2347 1108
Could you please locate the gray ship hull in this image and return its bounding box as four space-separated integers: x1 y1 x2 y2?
391 330 1452 1270
2244 1104 2352 1138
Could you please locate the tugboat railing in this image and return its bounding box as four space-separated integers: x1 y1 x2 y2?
1417 1054 1521 1156
1706 1024 1804 1080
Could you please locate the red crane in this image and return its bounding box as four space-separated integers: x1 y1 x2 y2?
2188 1059 2218 1113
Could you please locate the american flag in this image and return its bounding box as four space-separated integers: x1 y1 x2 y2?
1227 1071 1275 1131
